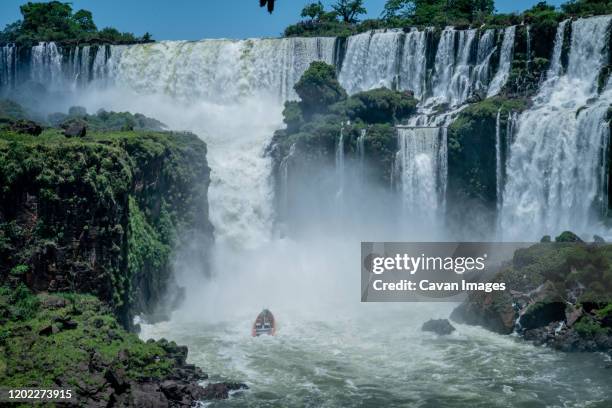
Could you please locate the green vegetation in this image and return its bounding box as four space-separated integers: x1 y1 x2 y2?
0 118 211 323
284 0 612 37
332 0 367 23
48 106 167 132
0 287 182 388
574 315 610 337
0 1 152 46
295 61 347 116
273 62 416 184
345 88 417 123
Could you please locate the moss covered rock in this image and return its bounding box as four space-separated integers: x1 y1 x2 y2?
0 287 247 405
452 239 612 351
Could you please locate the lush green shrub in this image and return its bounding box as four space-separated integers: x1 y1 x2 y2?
48 107 166 132
346 88 417 123
574 316 609 337
295 62 347 116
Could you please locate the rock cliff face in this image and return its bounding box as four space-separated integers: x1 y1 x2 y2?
0 128 213 326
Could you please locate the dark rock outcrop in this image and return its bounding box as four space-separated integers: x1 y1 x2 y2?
422 318 456 335
451 239 612 353
5 119 43 135
62 120 87 137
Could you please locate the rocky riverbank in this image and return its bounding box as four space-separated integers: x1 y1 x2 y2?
451 232 612 355
0 289 247 406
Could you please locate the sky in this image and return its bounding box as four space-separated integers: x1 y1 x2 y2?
0 0 566 40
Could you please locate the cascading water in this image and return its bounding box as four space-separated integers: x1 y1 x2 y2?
335 125 345 203
337 26 511 106
502 16 612 239
338 30 403 94
431 29 477 107
395 126 447 226
87 37 336 247
357 128 366 170
526 25 531 72
505 111 518 165
487 26 516 97
547 20 569 79
399 28 427 99
30 42 63 89
0 44 16 89
495 108 503 213
278 143 296 224
471 29 497 95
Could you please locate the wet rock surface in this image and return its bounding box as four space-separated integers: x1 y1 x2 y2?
422 319 456 335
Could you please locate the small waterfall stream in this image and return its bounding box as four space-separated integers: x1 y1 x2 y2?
487 26 516 97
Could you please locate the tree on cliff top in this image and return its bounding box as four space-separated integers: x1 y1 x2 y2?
0 1 149 46
294 62 347 116
332 0 367 23
301 2 326 21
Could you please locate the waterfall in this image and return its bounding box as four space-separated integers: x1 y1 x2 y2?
338 30 404 95
0 44 16 89
30 42 63 89
505 111 518 160
396 126 447 223
338 26 508 105
547 20 569 80
487 26 516 97
336 125 345 201
279 143 296 222
495 108 503 212
103 38 336 103
501 16 612 239
471 29 497 95
526 25 531 73
357 128 366 168
447 29 477 106
398 28 427 98
96 38 334 246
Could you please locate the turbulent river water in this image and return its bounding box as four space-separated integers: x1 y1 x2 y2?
141 305 612 407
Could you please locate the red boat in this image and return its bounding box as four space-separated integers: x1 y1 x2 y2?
252 309 276 336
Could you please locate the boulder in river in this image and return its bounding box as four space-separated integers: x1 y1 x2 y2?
422 319 456 335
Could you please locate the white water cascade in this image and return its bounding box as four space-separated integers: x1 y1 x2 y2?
0 44 16 89
122 39 333 245
547 20 569 79
338 30 404 95
487 26 516 97
495 108 503 213
357 128 366 170
501 16 612 239
335 125 345 203
471 29 497 95
30 42 63 89
431 28 477 107
399 28 428 99
395 126 447 226
337 26 512 106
